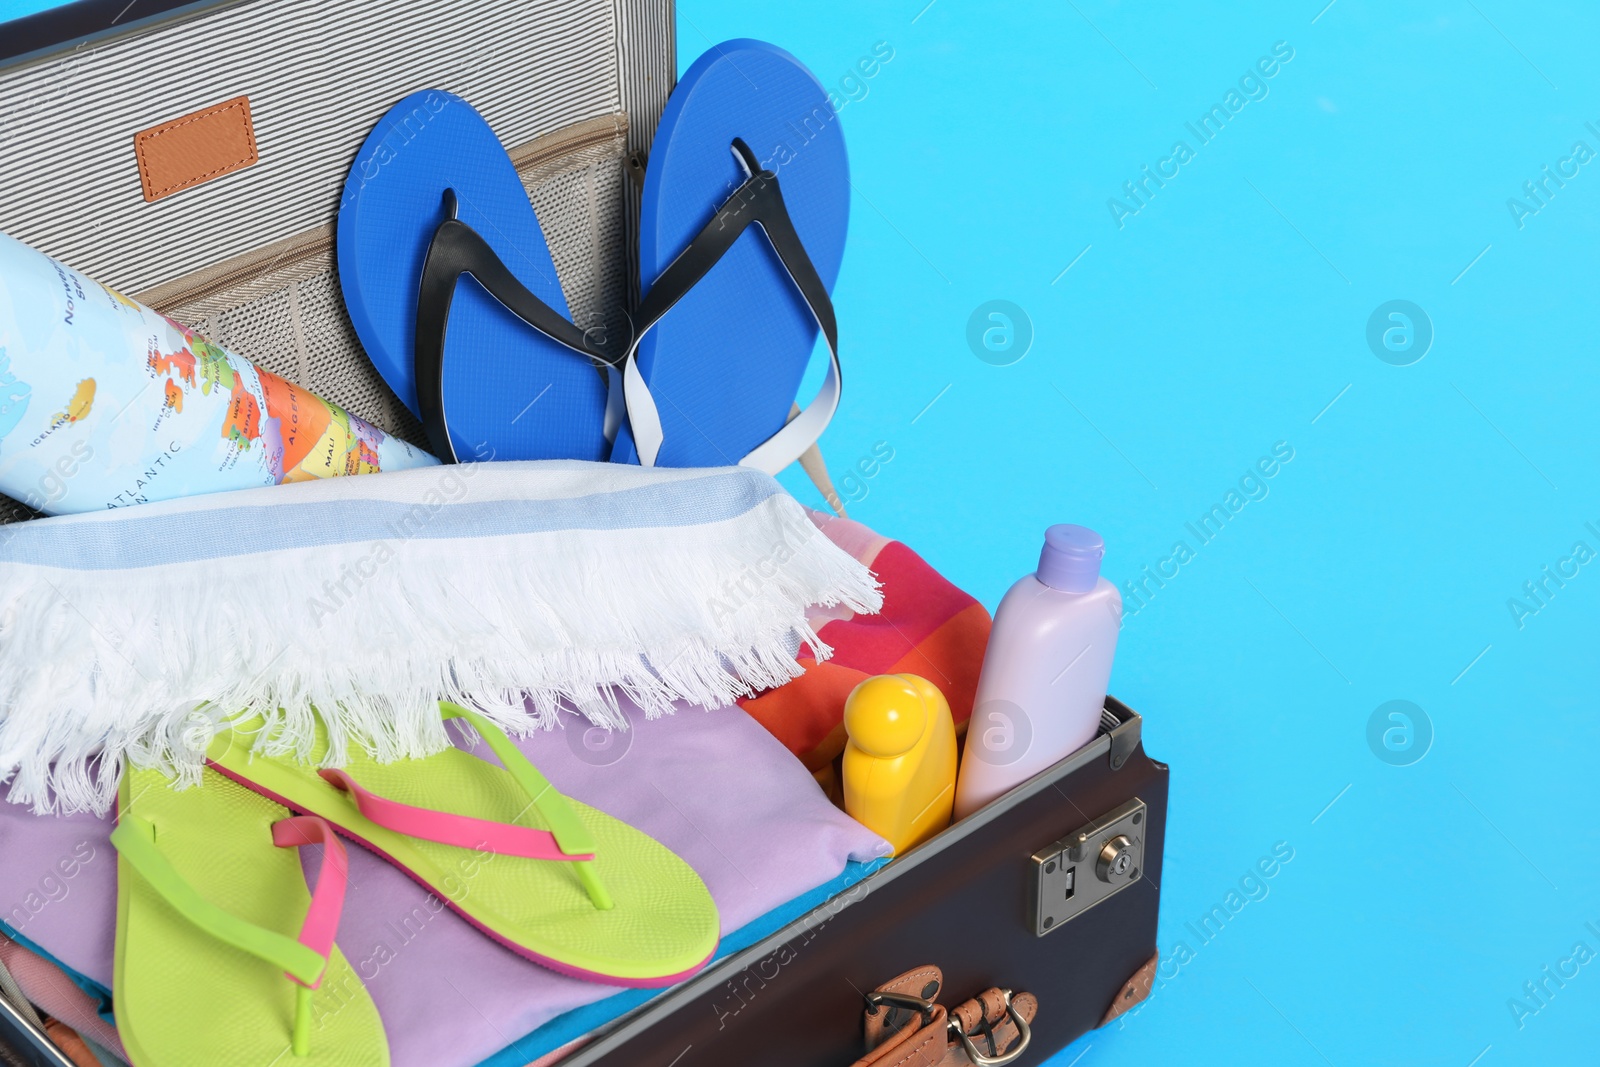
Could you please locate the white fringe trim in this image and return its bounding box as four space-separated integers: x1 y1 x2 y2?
0 485 880 814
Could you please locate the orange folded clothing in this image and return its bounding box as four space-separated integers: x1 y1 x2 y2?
740 511 991 797
42 1018 106 1067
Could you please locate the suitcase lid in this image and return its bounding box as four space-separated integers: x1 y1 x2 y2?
0 0 242 71
0 0 673 293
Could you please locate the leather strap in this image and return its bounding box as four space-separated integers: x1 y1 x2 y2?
947 990 1036 1066
854 967 1038 1067
857 1003 949 1067
863 965 944 1050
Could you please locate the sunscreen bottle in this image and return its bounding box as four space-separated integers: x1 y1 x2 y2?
842 674 957 855
953 525 1121 818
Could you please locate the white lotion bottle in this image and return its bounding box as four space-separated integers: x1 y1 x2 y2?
954 524 1121 818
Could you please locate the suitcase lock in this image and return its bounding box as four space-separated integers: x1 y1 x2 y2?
1030 798 1147 936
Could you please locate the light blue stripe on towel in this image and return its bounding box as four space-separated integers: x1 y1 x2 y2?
0 469 781 571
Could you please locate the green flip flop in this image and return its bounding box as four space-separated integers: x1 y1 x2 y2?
207 701 719 987
112 764 388 1067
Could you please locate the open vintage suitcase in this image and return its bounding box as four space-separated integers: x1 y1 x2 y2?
0 3 1167 1064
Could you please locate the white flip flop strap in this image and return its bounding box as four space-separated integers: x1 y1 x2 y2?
623 355 665 467
736 330 841 476
623 334 839 477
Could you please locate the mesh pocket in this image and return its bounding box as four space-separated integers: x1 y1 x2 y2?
0 117 630 522
167 256 429 449
524 135 631 346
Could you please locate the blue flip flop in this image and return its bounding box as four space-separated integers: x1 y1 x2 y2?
609 40 849 474
338 91 611 463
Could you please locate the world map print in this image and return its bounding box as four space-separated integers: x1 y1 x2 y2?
0 232 436 514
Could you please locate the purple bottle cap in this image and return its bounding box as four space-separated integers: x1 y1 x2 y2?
1036 524 1104 592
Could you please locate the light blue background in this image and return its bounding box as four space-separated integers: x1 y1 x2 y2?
1 0 1593 1063
678 1 1600 1064
0 0 70 20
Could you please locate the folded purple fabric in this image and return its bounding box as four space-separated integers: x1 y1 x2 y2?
0 700 889 1067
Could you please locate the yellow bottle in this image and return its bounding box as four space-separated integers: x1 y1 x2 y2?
842 674 957 856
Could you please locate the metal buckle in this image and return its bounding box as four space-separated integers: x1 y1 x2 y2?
947 989 1031 1067
864 989 937 1027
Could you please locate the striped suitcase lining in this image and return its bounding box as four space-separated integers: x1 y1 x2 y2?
0 0 630 294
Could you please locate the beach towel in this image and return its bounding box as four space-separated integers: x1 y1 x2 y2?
0 461 880 813
740 511 992 796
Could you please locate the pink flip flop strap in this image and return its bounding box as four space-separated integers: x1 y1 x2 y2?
270 815 349 989
318 768 596 862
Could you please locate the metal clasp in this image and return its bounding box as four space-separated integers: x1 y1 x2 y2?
947 989 1031 1067
864 989 937 1026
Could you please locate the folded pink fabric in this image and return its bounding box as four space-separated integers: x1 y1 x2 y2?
0 700 888 1067
0 933 125 1059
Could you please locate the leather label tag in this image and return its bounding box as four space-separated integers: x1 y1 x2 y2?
133 95 258 202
